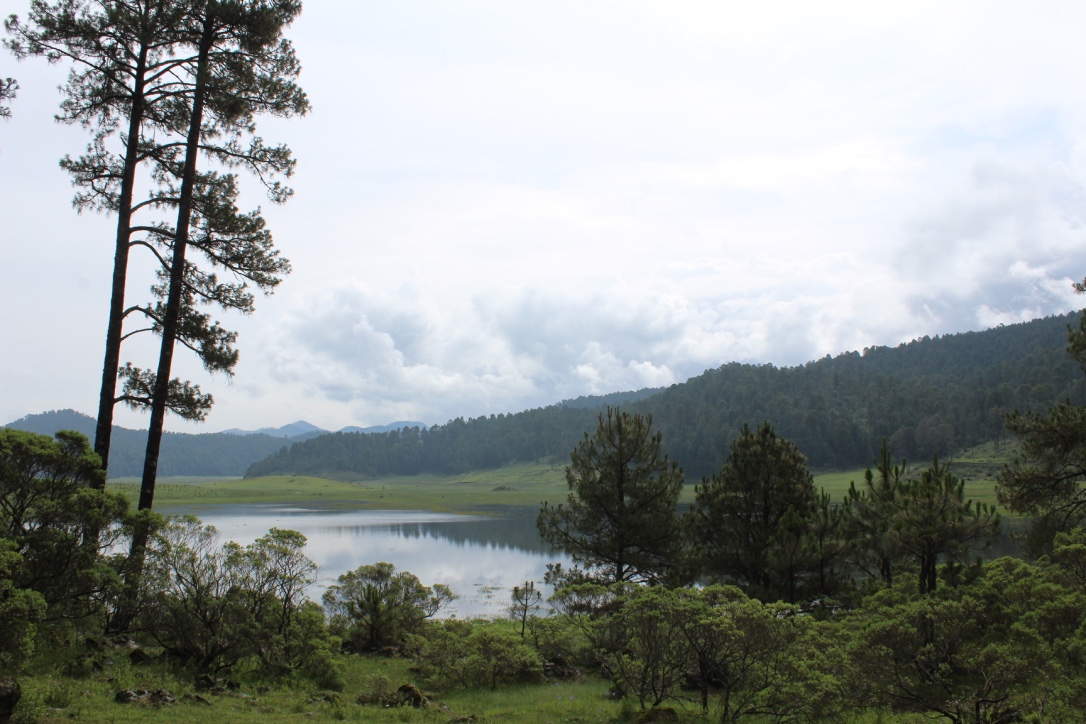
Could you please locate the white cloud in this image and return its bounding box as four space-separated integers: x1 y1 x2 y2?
3 0 1086 431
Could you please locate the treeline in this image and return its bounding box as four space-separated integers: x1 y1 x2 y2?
248 312 1086 480
4 410 317 477
653 315 1086 475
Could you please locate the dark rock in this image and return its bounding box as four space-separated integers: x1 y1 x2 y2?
0 680 21 724
256 686 270 694
129 648 153 666
392 683 427 708
194 673 216 691
225 679 241 691
114 689 145 704
543 657 581 680
182 693 212 706
634 707 679 723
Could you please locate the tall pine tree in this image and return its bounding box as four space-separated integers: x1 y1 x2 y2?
538 408 685 585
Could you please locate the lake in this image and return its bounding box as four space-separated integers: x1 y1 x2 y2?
159 503 1026 619
163 504 570 619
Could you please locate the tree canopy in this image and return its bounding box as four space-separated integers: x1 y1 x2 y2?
686 422 820 602
998 280 1086 551
537 408 685 585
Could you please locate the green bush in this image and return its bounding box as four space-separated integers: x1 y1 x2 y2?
408 621 542 690
139 517 323 678
323 562 454 651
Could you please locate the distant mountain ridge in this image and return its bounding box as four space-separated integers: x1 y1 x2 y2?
11 312 1085 481
340 421 429 434
220 420 328 438
2 411 431 477
220 420 428 437
3 410 308 477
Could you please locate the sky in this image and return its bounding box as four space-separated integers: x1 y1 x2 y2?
2 1 1086 434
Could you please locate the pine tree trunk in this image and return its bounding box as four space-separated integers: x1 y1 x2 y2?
93 42 150 479
136 11 214 512
117 12 216 631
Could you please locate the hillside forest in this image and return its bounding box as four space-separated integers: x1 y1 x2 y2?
246 311 1085 481
7 312 1078 483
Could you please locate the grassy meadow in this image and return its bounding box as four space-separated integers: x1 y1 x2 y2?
18 644 626 723
108 462 573 512
16 623 935 724
108 444 1008 514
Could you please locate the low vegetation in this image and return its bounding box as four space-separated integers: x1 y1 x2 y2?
108 458 1007 515
0 421 1054 723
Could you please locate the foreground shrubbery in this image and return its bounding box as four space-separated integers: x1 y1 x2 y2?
10 427 1086 722
10 556 1086 724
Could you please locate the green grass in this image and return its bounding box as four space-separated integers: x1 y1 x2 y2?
13 645 939 723
811 438 1020 512
107 463 574 513
107 449 1014 514
108 475 245 486
15 633 633 723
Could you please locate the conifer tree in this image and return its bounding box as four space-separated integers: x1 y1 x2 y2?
0 76 16 118
846 441 999 594
538 408 685 585
687 422 818 602
7 0 190 473
6 1 304 480
842 441 910 588
998 278 1086 551
135 0 305 510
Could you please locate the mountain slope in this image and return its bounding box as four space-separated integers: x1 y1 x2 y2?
246 312 1085 480
3 410 305 478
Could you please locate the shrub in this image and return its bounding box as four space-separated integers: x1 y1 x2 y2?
139 517 321 677
408 621 543 690
322 562 453 651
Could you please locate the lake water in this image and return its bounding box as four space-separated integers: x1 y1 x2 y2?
159 503 1026 619
163 504 570 619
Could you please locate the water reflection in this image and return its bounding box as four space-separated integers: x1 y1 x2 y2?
155 503 1028 619
162 504 569 619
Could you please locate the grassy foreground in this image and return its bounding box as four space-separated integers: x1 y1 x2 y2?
16 626 926 724
108 454 1005 513
19 649 625 723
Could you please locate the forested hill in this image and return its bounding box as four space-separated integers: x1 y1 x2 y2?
246 312 1086 480
3 410 319 477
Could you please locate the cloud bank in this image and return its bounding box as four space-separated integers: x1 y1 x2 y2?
2 1 1085 430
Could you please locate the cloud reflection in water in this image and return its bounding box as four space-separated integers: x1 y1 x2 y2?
164 505 570 618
